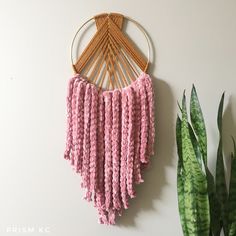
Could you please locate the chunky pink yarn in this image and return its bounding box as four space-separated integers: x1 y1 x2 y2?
75 79 86 173
139 76 149 164
82 83 92 201
133 83 143 184
120 91 129 209
126 87 136 198
71 78 80 166
64 76 77 160
89 88 98 192
64 72 155 224
111 90 122 211
145 74 155 156
103 92 113 211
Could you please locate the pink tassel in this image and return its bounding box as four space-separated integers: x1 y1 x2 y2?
98 208 109 225
75 80 86 173
82 84 92 201
96 93 108 224
126 87 136 198
89 87 98 192
104 92 113 210
108 209 116 225
139 77 149 164
64 76 78 160
120 91 129 209
96 92 105 208
71 78 80 166
112 90 122 210
133 83 143 184
144 75 155 156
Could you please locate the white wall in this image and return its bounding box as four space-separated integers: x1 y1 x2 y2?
0 0 236 235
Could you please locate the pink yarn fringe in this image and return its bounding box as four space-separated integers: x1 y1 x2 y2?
64 72 155 224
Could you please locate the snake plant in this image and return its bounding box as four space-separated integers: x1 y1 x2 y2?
176 86 236 236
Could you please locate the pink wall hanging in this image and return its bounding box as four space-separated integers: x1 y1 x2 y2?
64 13 155 225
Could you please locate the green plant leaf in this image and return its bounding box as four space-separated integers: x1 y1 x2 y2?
206 168 221 236
190 85 221 235
177 101 182 113
190 85 207 165
188 122 203 170
176 116 188 235
216 92 228 235
176 116 182 160
228 137 236 234
180 93 210 236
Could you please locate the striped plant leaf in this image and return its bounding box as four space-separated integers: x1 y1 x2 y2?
183 174 200 235
176 116 188 235
188 122 203 170
176 116 182 160
216 92 228 235
206 167 221 236
180 93 210 236
228 137 236 235
190 86 221 235
190 85 207 165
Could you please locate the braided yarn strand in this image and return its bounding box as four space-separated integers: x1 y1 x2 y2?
89 88 98 193
75 80 86 173
120 91 129 209
82 84 92 201
126 87 136 198
64 76 78 160
103 91 113 212
111 90 122 212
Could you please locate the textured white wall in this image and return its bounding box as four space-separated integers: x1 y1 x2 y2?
0 0 236 235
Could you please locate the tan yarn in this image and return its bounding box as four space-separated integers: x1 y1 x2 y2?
71 13 149 90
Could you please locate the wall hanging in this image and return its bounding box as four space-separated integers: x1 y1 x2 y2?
64 12 155 225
